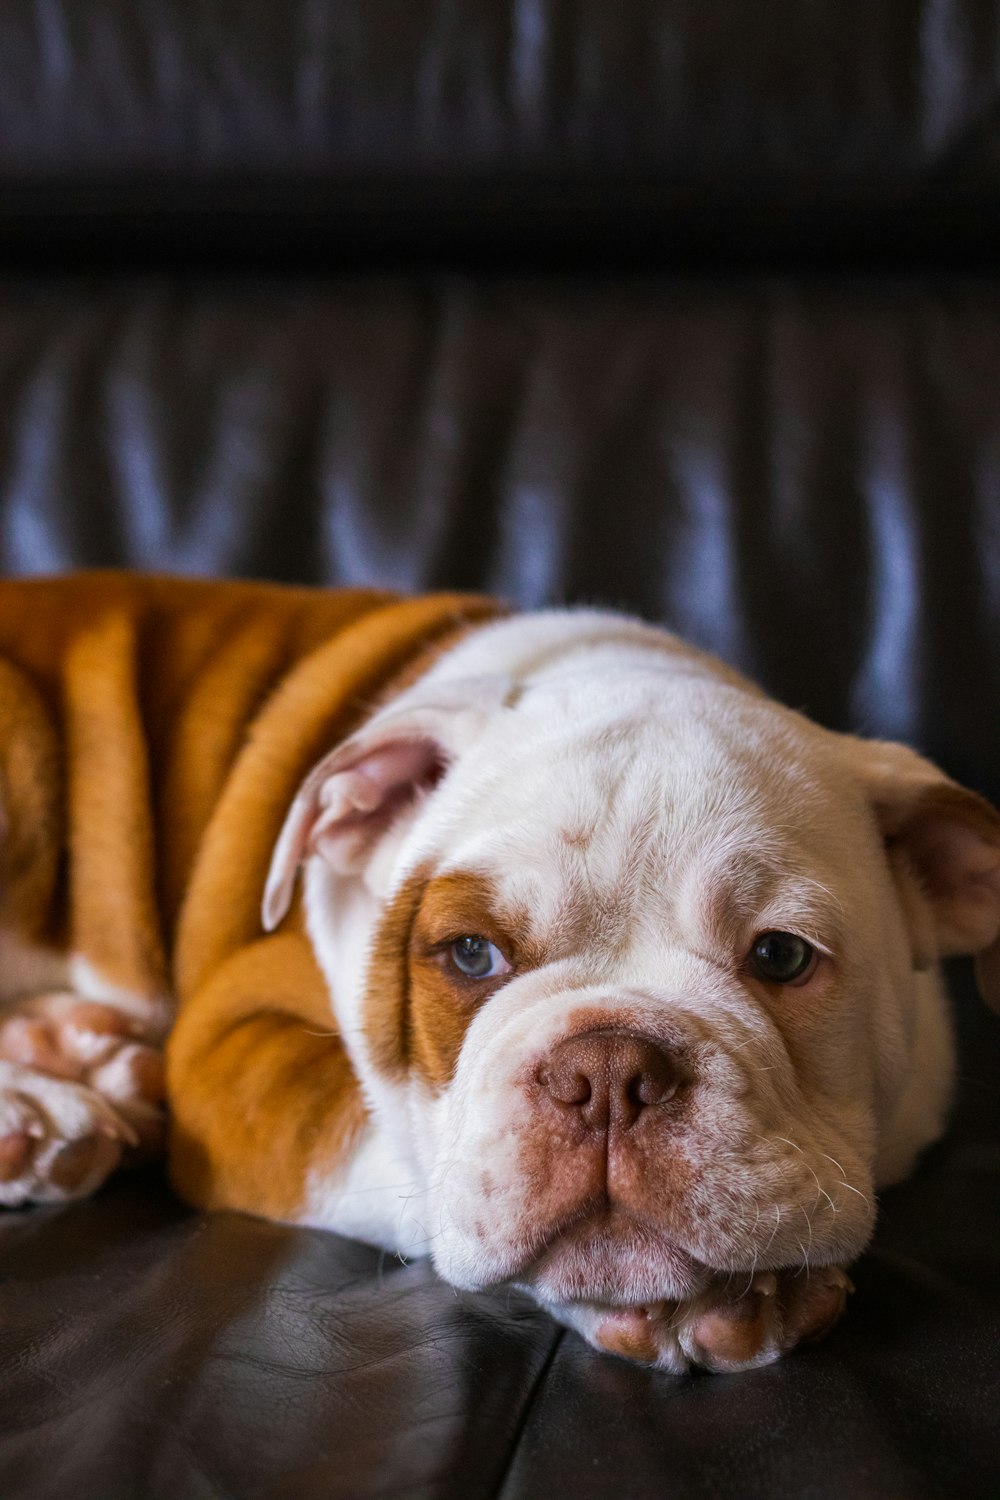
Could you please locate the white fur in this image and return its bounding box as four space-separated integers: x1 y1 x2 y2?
300 1123 445 1259
68 955 173 1038
291 611 968 1339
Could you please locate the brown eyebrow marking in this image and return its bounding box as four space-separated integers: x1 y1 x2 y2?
363 868 542 1090
362 865 430 1079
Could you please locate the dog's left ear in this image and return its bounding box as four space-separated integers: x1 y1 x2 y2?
845 737 1000 1009
262 675 510 931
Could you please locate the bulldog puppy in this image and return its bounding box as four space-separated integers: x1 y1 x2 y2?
0 575 998 1375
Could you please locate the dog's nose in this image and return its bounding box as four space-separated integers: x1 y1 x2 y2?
538 1030 680 1132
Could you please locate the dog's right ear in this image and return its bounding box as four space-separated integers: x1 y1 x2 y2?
840 736 1000 1010
262 675 511 930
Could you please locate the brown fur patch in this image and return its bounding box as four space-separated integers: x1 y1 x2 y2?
0 655 63 941
364 868 534 1089
168 933 367 1218
363 866 431 1078
0 573 502 1214
409 872 520 1088
63 611 168 1002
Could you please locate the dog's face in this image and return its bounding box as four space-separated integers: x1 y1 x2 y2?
266 629 1000 1314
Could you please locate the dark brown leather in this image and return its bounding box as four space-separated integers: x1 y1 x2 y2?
3 2 1000 271
0 4 999 1497
1 279 998 796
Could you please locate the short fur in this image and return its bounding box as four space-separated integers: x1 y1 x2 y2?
1 575 998 1373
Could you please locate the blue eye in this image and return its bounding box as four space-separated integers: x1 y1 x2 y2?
449 936 511 980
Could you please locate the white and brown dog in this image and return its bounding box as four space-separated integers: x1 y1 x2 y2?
0 573 997 1373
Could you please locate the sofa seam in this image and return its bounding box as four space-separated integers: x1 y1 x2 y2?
490 1325 564 1500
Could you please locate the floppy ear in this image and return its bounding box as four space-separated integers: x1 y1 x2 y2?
845 737 1000 1009
262 675 510 931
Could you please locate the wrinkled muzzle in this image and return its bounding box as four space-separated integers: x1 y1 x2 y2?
426 994 876 1306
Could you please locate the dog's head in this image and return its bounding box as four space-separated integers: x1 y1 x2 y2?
265 620 1000 1310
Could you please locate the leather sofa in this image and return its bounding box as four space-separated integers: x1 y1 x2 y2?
1 4 998 1496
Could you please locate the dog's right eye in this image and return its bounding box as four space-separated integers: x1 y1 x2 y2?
448 935 512 980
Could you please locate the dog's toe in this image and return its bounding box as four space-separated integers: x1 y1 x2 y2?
781 1266 854 1345
0 1060 132 1205
678 1267 852 1372
47 1132 123 1193
0 1129 36 1181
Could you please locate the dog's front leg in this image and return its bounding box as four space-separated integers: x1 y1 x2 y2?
166 932 366 1221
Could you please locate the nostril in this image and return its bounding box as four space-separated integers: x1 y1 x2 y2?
628 1069 678 1109
563 1071 591 1106
539 1061 592 1107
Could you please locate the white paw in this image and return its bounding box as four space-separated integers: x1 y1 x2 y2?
541 1266 853 1374
0 1059 136 1206
0 992 165 1154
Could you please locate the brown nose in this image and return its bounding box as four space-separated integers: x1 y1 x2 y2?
538 1030 680 1133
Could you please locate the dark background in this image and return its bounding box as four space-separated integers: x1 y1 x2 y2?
0 4 998 1497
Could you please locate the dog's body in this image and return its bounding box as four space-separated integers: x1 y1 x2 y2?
1 573 997 1373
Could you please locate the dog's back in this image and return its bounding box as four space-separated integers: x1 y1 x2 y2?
0 573 495 1204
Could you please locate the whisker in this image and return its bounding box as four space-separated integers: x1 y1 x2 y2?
819 1152 873 1214
834 1180 872 1211
819 1151 848 1179
798 1202 814 1260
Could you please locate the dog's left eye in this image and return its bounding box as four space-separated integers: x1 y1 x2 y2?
448 935 512 980
749 931 816 984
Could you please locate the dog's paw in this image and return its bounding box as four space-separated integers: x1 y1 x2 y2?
547 1266 853 1374
0 993 165 1156
546 1296 690 1373
0 1058 139 1205
675 1265 853 1372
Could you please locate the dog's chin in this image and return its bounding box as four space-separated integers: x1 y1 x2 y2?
523 1212 710 1306
441 1206 713 1306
